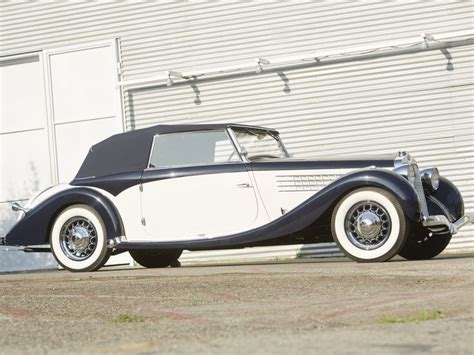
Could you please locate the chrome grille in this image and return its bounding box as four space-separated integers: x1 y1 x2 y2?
276 174 341 192
413 165 429 217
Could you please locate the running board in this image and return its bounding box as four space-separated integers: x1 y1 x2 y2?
22 246 51 253
0 244 50 252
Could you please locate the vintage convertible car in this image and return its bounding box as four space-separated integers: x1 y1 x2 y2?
2 124 473 272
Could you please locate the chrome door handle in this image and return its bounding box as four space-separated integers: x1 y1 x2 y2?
236 183 252 188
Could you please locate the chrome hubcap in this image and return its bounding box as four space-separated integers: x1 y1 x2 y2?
345 201 391 250
59 217 97 261
356 211 382 239
70 226 90 252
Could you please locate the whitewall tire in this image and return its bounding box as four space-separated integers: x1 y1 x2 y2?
331 187 409 262
50 204 110 272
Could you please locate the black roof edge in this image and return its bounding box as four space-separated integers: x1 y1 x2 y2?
227 124 279 133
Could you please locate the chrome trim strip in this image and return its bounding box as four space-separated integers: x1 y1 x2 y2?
146 134 158 169
226 127 249 163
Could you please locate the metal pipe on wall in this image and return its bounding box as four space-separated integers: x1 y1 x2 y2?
118 30 474 91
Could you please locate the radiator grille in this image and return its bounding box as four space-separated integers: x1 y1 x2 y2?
413 166 429 216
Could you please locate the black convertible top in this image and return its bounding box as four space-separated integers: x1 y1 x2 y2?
74 123 278 179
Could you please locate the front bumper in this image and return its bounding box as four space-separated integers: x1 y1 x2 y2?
422 212 474 235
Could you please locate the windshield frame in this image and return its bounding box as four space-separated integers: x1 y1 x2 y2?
228 127 290 162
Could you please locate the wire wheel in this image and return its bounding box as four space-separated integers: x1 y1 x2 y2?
344 201 391 250
59 217 98 261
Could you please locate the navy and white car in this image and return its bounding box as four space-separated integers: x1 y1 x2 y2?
2 124 473 272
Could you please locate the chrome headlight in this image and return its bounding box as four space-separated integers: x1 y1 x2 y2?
420 167 440 190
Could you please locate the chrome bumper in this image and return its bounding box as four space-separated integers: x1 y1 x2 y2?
422 212 474 235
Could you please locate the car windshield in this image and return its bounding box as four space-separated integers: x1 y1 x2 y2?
233 128 288 160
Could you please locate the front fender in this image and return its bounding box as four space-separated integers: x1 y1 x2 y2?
425 176 464 223
5 187 124 246
302 168 421 223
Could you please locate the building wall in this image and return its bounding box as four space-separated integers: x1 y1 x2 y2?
0 1 472 268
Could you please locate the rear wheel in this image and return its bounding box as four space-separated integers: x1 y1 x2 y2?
399 227 452 260
129 249 183 268
50 204 110 272
331 187 409 262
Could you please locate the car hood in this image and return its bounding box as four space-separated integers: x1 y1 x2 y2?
249 154 397 169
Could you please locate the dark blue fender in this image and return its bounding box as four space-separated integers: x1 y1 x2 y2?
5 187 124 246
425 176 464 223
116 168 421 251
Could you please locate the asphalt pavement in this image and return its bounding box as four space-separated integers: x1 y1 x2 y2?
0 254 472 354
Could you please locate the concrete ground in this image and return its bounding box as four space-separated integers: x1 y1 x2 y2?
0 255 472 354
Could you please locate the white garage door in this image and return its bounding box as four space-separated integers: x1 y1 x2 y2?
0 54 52 236
0 41 129 271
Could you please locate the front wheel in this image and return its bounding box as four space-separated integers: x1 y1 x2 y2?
129 249 183 268
399 227 452 260
331 187 409 262
50 204 110 272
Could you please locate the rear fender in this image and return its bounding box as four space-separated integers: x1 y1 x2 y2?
5 187 124 246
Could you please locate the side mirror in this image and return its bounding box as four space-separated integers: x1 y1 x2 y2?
12 202 29 213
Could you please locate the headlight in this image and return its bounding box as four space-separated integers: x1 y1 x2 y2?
421 167 440 190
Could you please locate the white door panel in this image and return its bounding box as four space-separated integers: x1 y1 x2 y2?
0 55 47 133
252 169 351 221
48 45 119 124
141 171 263 241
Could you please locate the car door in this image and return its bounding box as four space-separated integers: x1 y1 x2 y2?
139 130 264 241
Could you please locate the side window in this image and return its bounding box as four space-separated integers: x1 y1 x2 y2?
148 130 240 169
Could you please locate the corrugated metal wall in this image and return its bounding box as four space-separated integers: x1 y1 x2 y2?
1 2 472 260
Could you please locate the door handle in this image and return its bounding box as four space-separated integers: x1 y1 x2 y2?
236 183 252 188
